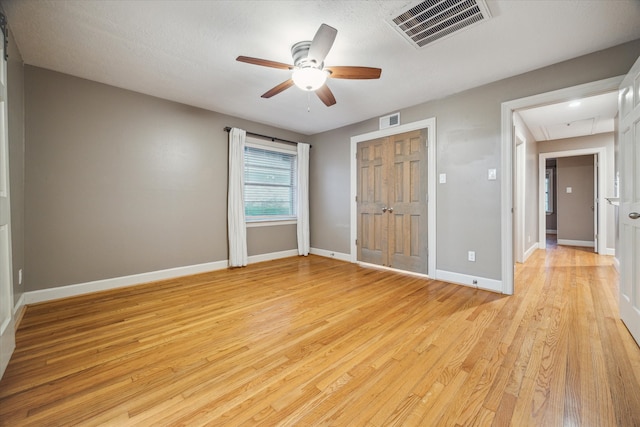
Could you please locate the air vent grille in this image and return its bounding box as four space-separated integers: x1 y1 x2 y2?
389 0 491 48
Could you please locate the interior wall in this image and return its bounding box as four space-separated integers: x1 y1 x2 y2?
556 155 595 243
538 132 615 250
7 25 24 306
310 39 640 281
24 66 305 292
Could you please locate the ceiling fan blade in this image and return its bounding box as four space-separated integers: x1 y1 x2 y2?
261 79 295 98
326 66 382 79
316 84 336 107
237 56 293 70
307 24 337 65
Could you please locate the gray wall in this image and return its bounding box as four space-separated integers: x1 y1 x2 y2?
24 66 305 292
7 26 24 306
310 40 640 281
556 155 595 243
538 132 616 249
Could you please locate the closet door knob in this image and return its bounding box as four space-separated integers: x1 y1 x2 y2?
630 212 640 219
382 206 388 213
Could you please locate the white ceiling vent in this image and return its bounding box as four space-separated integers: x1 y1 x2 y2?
389 0 491 48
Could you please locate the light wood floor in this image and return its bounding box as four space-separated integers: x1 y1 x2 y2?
1 246 639 426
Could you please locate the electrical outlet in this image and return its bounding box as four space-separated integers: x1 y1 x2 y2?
439 173 447 184
468 251 476 262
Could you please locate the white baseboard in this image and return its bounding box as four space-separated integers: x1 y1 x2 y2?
547 229 557 235
248 249 298 264
12 293 25 317
435 269 502 293
23 250 302 305
524 243 538 262
605 248 615 256
24 260 229 305
310 247 351 262
557 239 595 248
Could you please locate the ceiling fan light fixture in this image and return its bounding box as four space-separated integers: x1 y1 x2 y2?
292 67 328 91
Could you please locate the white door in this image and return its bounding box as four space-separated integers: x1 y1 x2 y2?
0 16 15 379
619 56 640 346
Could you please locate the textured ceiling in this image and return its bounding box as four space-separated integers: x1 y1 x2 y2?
3 0 640 135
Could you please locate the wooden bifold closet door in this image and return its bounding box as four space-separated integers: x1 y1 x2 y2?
357 130 427 274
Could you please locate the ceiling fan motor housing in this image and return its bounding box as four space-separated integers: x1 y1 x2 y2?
291 41 323 69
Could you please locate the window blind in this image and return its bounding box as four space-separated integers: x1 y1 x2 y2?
244 146 297 220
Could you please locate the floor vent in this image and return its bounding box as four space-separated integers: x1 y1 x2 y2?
389 0 491 48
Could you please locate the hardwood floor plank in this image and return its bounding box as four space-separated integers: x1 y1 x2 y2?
1 248 638 426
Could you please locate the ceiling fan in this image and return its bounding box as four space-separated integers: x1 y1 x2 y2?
237 24 382 107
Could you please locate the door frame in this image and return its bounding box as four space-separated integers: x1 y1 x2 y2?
514 134 526 263
350 117 437 277
501 76 622 295
538 149 605 252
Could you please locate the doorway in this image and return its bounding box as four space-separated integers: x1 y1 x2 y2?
540 153 600 252
500 76 622 294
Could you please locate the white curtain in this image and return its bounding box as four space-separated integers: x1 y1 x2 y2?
297 143 310 256
228 128 248 267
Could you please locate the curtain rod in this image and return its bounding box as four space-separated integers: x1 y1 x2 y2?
223 127 310 148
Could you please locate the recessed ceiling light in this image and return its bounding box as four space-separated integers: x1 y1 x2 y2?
569 101 581 107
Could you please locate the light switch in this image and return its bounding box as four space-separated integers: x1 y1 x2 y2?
439 173 446 184
566 187 572 193
488 168 497 180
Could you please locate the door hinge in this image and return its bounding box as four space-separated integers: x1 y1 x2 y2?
355 239 358 246
355 195 358 202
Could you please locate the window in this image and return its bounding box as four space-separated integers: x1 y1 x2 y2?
244 140 297 222
545 168 554 214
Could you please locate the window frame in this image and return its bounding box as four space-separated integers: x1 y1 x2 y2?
243 137 298 227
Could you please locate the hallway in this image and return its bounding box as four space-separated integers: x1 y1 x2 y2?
513 241 640 425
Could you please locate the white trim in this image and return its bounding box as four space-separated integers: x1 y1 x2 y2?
246 219 297 228
24 260 228 305
310 247 351 262
435 269 502 293
12 293 24 317
523 243 538 262
247 249 298 264
538 148 606 256
22 250 301 305
500 75 623 296
557 239 595 248
350 117 437 277
613 256 620 272
605 248 616 256
547 229 558 234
